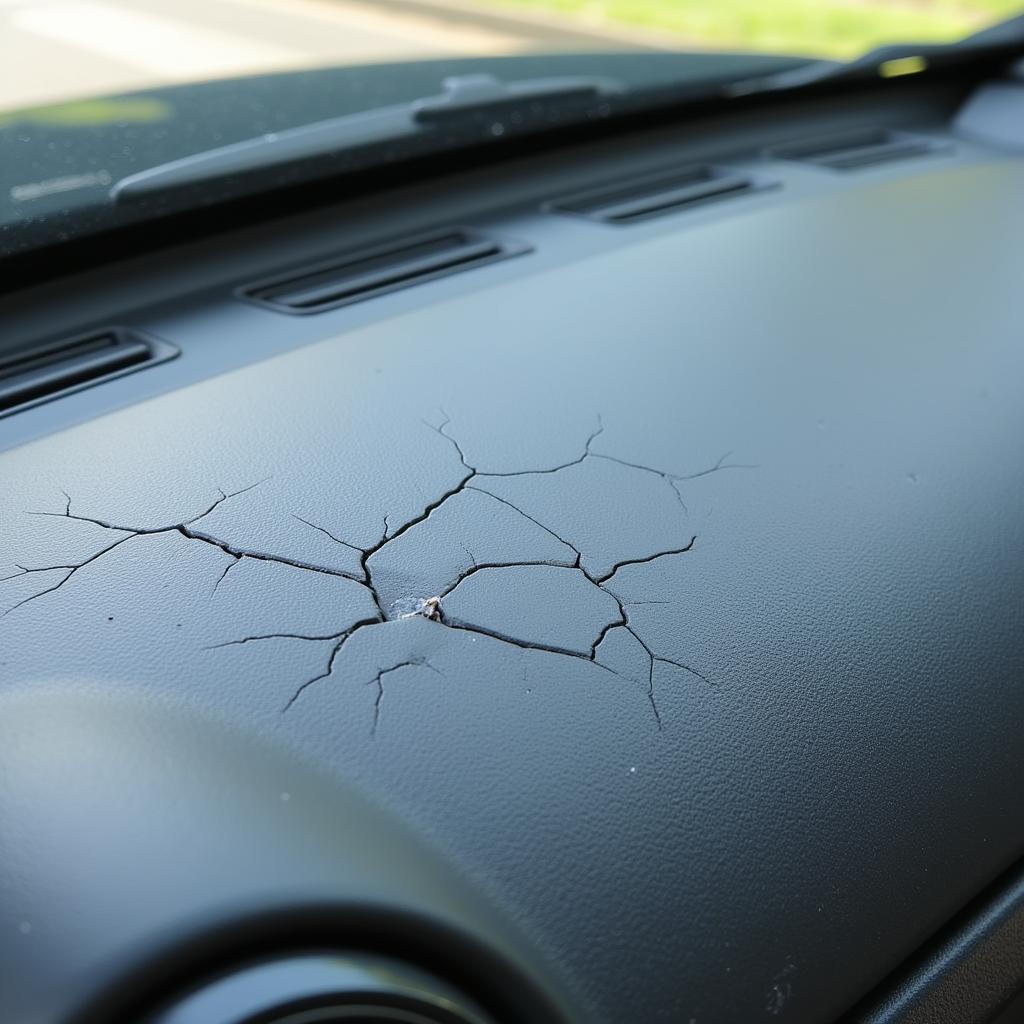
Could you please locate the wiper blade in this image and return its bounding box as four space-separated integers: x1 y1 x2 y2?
110 73 624 204
727 13 1024 97
110 15 1024 207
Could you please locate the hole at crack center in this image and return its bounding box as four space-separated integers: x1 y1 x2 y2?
390 595 443 622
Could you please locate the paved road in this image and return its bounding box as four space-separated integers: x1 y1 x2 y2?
0 0 629 113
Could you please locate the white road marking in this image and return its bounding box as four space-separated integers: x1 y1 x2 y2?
217 0 524 54
10 1 304 80
0 0 530 113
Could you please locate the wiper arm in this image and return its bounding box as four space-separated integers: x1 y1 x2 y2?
727 12 1024 97
110 73 624 204
112 14 1024 207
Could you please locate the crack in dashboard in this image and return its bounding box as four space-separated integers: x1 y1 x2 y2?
2 415 751 733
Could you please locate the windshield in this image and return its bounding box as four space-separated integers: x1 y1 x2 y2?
5 0 1020 112
2 0 1021 266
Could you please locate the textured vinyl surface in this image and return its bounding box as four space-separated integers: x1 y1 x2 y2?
2 156 1024 1022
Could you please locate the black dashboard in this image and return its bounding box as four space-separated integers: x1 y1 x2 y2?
1 69 1023 1024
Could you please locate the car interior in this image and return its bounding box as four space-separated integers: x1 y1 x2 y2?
1 6 1023 1023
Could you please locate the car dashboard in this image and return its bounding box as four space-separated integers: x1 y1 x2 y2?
1 70 1023 1024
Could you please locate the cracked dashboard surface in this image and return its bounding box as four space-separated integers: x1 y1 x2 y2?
2 118 1024 1024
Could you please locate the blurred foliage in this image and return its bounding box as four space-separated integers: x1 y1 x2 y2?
484 0 1022 57
0 96 171 129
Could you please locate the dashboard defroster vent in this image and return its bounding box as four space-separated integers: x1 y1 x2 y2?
769 128 946 170
243 228 530 314
0 328 178 418
549 165 769 224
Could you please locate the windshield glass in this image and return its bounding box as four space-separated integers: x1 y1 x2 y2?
2 0 1021 265
4 0 1020 113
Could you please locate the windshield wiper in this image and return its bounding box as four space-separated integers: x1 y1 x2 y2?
110 73 624 203
727 12 1024 96
111 14 1024 207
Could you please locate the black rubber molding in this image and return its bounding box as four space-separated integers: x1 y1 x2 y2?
845 856 1024 1024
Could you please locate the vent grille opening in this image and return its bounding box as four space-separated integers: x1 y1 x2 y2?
769 128 945 170
549 165 768 224
243 229 530 314
0 328 177 418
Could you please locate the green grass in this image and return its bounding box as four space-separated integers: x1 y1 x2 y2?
0 97 172 129
480 0 1022 58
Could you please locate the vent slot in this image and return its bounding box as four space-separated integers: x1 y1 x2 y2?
549 166 766 224
769 129 945 170
0 328 178 418
244 229 530 314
